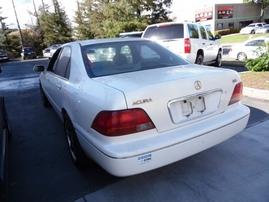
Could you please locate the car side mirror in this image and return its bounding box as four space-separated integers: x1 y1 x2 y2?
33 65 45 72
215 34 221 40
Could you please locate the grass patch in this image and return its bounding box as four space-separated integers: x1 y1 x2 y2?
220 33 269 44
239 71 269 90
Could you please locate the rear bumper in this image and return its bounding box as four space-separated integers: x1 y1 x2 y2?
77 105 250 177
0 57 9 61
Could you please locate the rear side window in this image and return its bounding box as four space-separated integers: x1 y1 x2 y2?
187 24 199 39
143 24 184 40
54 46 71 78
245 40 266 47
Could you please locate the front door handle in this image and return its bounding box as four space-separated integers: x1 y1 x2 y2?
57 82 62 89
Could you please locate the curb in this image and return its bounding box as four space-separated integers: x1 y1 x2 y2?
222 60 269 101
243 87 269 101
222 61 245 67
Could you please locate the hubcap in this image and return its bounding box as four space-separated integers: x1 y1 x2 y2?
238 53 246 61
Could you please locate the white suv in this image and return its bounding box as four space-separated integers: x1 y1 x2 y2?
142 21 223 67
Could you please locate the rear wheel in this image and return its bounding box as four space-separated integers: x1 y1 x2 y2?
214 50 222 67
237 52 247 61
195 53 204 65
250 30 255 34
64 113 88 167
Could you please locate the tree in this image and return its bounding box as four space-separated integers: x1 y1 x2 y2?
73 0 95 40
244 0 269 22
0 8 13 54
73 0 172 39
39 0 73 46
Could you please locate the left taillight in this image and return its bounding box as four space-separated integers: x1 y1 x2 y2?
91 108 155 137
228 82 243 105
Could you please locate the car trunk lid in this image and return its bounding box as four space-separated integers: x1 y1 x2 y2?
93 65 241 133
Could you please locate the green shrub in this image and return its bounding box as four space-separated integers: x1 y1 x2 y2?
245 54 269 71
214 28 240 36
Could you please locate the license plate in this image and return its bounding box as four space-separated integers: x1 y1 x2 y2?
167 90 222 124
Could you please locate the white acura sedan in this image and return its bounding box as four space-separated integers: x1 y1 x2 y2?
33 38 250 177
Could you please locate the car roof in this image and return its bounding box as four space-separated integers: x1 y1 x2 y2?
69 38 151 46
244 36 269 43
145 21 196 28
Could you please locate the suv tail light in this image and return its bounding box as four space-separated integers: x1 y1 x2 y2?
91 108 155 136
184 38 191 53
229 82 243 105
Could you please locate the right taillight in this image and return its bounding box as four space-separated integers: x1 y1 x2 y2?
184 38 191 53
229 82 243 105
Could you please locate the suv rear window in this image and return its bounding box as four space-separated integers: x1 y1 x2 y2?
23 48 34 52
143 24 184 40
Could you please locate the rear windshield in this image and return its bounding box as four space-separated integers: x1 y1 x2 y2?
81 40 189 78
143 24 184 40
23 48 34 52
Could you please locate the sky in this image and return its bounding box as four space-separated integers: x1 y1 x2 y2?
0 0 243 29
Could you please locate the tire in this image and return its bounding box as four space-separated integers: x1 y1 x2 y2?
64 113 88 167
214 50 222 67
195 53 203 65
0 95 12 138
250 30 255 34
3 101 12 139
237 52 247 61
39 84 51 107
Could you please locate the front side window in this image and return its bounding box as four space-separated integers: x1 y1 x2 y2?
206 28 214 40
82 41 189 78
199 26 207 39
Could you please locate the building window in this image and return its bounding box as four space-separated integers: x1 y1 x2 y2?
217 23 223 30
239 21 253 28
228 22 234 29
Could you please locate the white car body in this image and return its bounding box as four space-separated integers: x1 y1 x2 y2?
255 25 269 34
142 21 223 67
34 38 250 177
229 37 269 61
43 45 61 59
239 23 265 34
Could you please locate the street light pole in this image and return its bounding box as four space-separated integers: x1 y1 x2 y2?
11 0 24 48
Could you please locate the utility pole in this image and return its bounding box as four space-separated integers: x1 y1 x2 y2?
11 0 24 48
